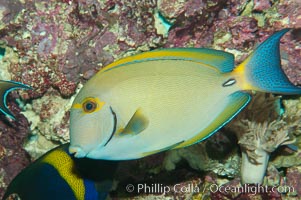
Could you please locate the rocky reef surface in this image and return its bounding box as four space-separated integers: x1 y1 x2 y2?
0 0 301 199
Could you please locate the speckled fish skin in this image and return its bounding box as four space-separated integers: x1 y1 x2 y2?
0 80 31 119
69 28 301 160
3 144 118 200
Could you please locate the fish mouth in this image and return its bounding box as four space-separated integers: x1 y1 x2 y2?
104 106 117 147
69 106 117 158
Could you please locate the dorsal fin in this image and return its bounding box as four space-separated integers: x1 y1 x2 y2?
103 48 235 73
160 48 235 73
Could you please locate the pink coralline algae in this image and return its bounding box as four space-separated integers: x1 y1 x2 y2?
164 0 301 84
264 0 301 85
0 0 164 98
286 167 301 197
0 0 165 198
0 96 31 197
163 0 228 47
0 0 24 26
0 0 301 199
253 0 271 12
213 16 259 50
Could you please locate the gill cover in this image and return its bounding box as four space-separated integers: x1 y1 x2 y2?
69 96 116 158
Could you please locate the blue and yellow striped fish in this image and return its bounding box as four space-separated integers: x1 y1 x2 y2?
3 144 118 200
68 28 301 160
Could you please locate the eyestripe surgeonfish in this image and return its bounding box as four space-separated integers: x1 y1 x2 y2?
0 80 31 119
69 28 301 160
3 144 118 200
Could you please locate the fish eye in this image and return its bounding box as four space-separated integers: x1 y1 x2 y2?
82 98 98 113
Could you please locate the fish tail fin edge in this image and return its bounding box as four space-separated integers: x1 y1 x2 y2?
233 28 301 95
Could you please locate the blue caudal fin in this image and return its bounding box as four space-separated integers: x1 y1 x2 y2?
234 28 301 94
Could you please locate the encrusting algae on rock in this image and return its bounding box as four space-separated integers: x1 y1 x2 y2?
0 0 301 199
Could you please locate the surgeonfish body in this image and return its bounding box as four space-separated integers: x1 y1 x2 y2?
0 80 31 119
3 144 118 200
69 28 301 160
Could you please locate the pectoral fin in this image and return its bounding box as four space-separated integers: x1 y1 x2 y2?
120 108 149 135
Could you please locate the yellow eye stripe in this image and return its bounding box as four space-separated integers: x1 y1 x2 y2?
72 97 105 113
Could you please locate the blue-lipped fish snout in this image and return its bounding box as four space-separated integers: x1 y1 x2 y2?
69 145 87 158
72 97 105 114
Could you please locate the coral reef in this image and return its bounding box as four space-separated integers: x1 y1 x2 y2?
0 98 31 197
286 166 301 197
227 93 301 185
163 0 228 48
22 88 74 159
0 0 164 198
0 0 301 199
164 132 240 178
239 121 293 184
0 0 164 97
0 0 165 152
